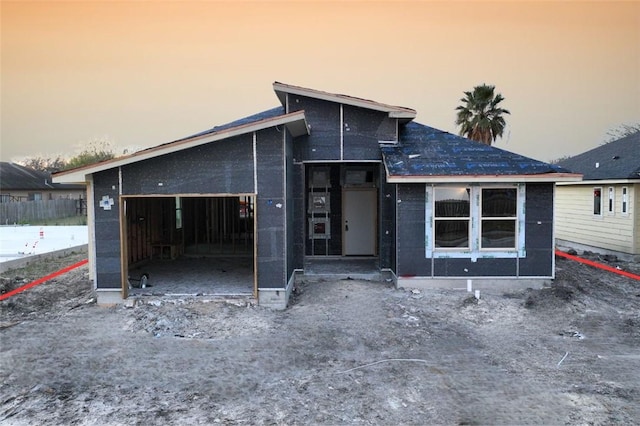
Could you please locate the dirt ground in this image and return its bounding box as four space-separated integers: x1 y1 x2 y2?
1 251 639 425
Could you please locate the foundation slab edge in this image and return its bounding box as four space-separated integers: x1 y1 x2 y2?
96 289 124 306
397 277 550 291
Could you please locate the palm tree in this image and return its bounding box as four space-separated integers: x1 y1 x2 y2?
455 84 510 145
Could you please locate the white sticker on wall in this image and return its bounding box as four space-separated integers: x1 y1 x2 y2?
100 195 115 210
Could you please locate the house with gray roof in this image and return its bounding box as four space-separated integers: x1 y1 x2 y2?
555 132 640 260
0 162 85 202
53 82 580 308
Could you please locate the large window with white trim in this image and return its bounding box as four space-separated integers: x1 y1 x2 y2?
427 184 525 258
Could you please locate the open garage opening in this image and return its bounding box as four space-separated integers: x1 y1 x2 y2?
122 195 256 298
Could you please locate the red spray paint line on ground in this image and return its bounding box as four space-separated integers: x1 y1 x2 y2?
0 259 89 301
555 250 640 281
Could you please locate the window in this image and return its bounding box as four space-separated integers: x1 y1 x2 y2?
434 187 470 248
593 187 602 216
427 185 525 258
481 188 517 249
607 187 614 214
622 187 628 214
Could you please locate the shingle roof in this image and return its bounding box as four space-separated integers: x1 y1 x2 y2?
0 162 84 190
556 132 640 180
186 107 286 138
381 122 572 181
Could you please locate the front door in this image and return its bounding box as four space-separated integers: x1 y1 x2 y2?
343 188 377 255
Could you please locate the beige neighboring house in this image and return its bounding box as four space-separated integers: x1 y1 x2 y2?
555 132 640 261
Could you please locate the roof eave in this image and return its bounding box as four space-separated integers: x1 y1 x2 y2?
385 173 583 184
53 110 308 184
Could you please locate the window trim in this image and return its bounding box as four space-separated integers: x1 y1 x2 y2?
593 187 603 217
607 186 615 215
621 186 629 215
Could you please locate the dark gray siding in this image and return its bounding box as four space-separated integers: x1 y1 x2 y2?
291 162 305 269
255 127 286 289
343 105 396 160
121 136 254 195
290 97 341 161
396 184 431 276
93 169 122 289
433 258 517 276
379 167 396 270
519 183 554 276
285 132 299 278
289 97 396 163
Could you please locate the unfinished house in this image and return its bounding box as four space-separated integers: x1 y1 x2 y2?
53 82 580 308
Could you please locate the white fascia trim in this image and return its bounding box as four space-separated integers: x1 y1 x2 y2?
253 132 258 194
557 178 638 186
386 174 582 184
388 110 416 119
273 82 416 119
340 104 344 161
53 111 308 184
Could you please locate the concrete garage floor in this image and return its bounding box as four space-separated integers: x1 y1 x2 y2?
128 256 254 297
127 256 383 298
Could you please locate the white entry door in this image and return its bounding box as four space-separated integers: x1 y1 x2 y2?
343 189 377 255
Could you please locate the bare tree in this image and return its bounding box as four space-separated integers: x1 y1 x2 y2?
604 123 640 143
19 156 67 173
64 136 117 170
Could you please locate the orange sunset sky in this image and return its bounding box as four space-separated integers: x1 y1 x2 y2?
1 1 639 163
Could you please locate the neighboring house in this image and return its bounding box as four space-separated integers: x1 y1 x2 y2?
555 132 640 260
0 162 86 203
53 82 580 308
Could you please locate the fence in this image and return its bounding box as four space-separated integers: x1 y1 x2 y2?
0 199 85 224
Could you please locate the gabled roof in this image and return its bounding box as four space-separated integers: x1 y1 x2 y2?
556 132 640 181
273 81 416 120
381 122 581 183
0 162 84 190
53 108 308 183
